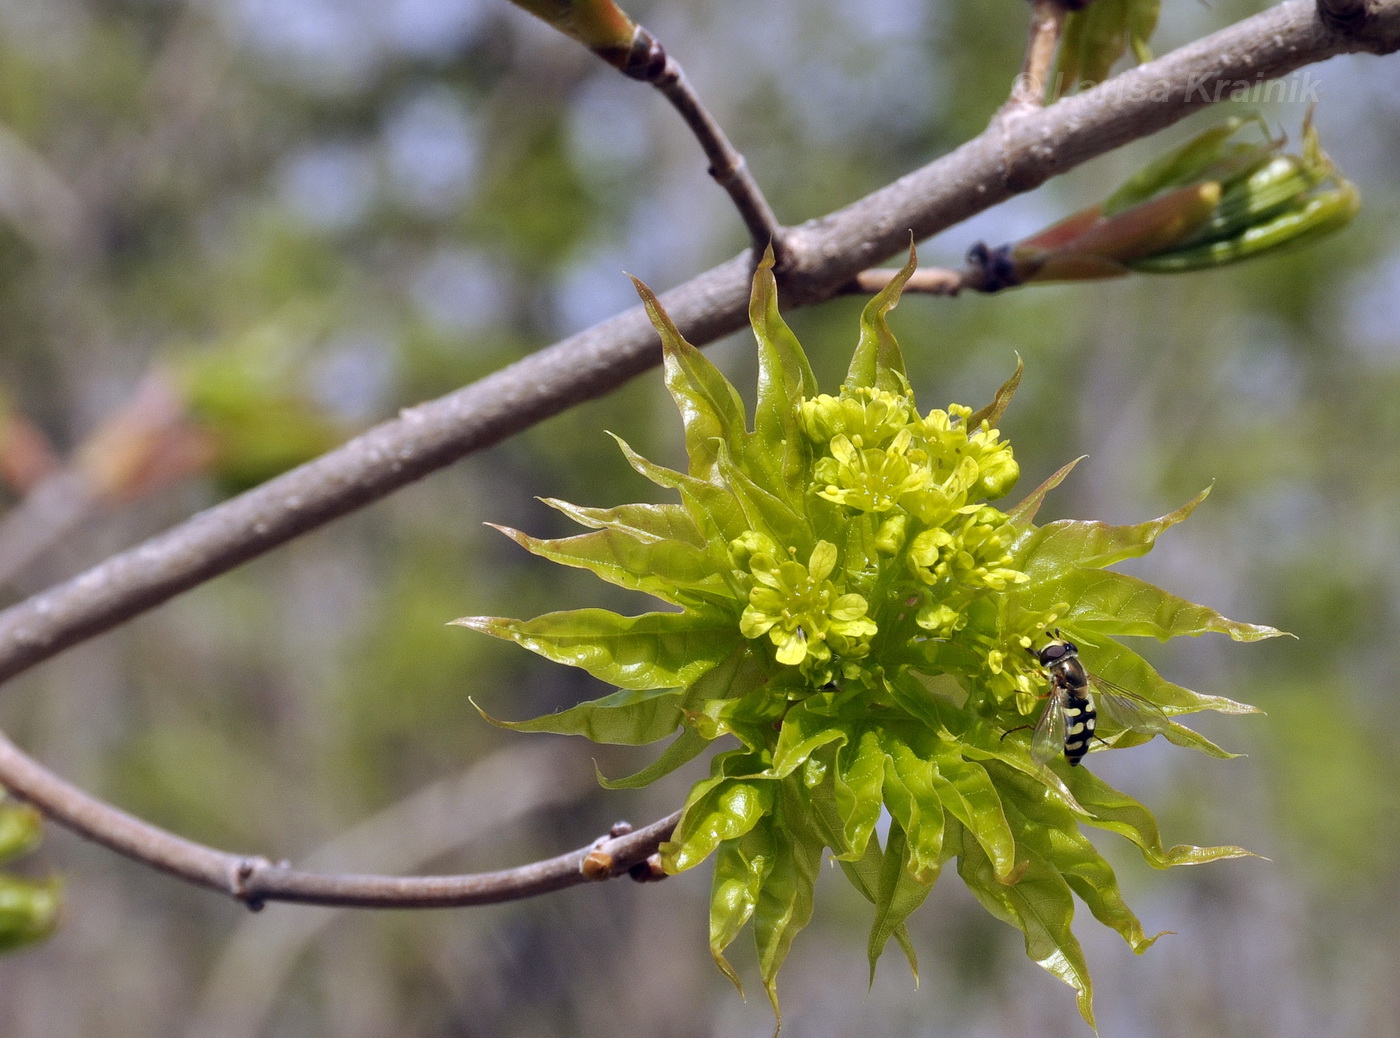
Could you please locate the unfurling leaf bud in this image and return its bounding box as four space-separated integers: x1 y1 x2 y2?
968 114 1358 291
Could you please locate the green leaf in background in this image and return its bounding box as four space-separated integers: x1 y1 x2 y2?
0 799 60 954
0 800 43 864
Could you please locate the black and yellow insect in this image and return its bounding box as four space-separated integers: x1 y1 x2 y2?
1025 634 1173 766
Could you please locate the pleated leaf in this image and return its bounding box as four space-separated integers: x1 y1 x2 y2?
1068 767 1256 868
453 608 740 690
996 763 1165 953
956 824 1097 1029
709 821 775 993
634 276 750 480
664 751 775 873
755 780 825 1023
846 244 915 392
749 246 818 498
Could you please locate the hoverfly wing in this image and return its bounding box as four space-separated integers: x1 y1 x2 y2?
1030 690 1067 764
1086 673 1173 737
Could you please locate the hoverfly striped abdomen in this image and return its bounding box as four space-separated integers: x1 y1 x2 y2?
1057 687 1096 766
1035 637 1097 767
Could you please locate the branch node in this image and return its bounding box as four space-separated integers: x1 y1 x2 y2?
1317 0 1371 33
618 26 668 82
628 853 668 883
581 845 614 880
608 820 634 838
229 855 274 911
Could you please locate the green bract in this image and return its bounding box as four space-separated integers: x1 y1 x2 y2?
456 246 1280 1028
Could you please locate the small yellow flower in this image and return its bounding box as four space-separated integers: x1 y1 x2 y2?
739 541 878 675
813 429 931 513
799 387 916 450
907 506 1027 590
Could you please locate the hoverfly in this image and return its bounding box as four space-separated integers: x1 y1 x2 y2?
1016 633 1173 766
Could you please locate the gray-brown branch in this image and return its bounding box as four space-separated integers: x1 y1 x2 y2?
0 721 678 907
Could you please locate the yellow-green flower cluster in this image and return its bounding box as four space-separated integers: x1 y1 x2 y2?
737 536 877 683
800 389 1020 520
800 383 1025 616
462 250 1276 1029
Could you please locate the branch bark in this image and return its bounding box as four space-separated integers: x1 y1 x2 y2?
0 0 1398 909
0 723 679 908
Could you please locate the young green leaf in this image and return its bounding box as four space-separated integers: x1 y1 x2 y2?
1051 0 1160 100
709 821 775 993
846 243 915 392
755 781 825 1022
1068 767 1256 868
860 820 933 984
490 523 725 605
633 276 750 479
474 685 685 743
453 608 740 690
967 355 1023 431
955 822 1097 1028
1029 568 1283 642
1012 486 1210 572
750 246 819 493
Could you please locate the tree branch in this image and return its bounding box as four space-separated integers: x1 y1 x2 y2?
0 0 1398 907
0 723 679 908
841 266 968 296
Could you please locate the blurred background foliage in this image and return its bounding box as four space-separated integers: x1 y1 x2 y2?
0 0 1397 1035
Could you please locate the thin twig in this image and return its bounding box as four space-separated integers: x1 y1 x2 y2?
624 27 786 261
1008 0 1070 111
0 0 1394 695
840 267 968 296
0 723 679 908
